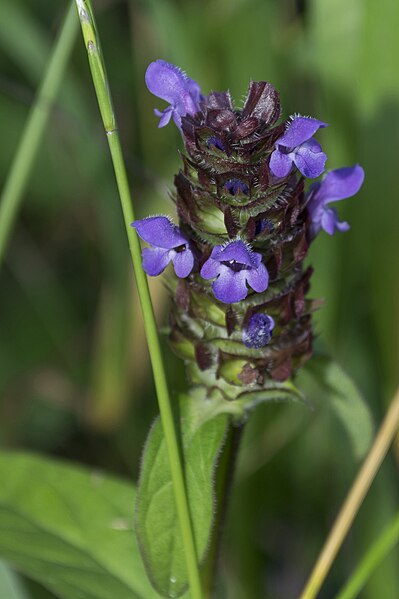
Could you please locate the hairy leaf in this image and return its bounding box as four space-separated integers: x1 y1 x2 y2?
0 452 159 599
135 392 228 597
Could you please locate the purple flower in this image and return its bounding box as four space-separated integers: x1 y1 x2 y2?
270 116 328 179
200 240 269 304
145 60 201 129
243 314 275 349
131 216 195 277
307 165 365 236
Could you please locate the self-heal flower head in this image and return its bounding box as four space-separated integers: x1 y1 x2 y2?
141 66 351 382
307 165 365 237
131 216 194 277
243 314 275 349
270 115 328 179
200 240 269 304
145 60 201 129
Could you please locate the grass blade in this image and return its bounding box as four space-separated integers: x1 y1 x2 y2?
0 2 78 265
299 387 399 599
74 2 203 596
335 512 399 599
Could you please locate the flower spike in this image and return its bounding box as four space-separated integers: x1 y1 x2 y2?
139 60 364 383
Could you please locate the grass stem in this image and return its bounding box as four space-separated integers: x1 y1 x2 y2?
299 387 399 599
74 2 203 597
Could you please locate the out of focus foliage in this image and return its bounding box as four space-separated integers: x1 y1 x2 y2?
0 1 398 598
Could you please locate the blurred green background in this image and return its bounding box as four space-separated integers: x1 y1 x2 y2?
0 0 398 597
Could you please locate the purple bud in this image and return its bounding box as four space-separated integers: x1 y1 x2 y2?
243 314 275 349
270 115 328 179
207 136 225 151
255 218 274 236
200 240 268 304
224 179 249 196
145 60 201 129
307 165 365 236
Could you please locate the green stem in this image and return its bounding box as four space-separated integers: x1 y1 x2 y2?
334 512 399 599
74 2 203 598
0 2 78 266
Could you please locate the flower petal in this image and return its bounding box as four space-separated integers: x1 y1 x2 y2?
212 269 248 304
314 165 365 205
321 208 350 235
145 60 201 126
155 107 173 128
277 116 328 148
217 240 254 266
142 247 171 276
132 216 187 249
293 141 327 178
200 254 221 279
269 148 293 178
302 137 322 153
307 165 364 236
245 262 269 293
171 248 194 278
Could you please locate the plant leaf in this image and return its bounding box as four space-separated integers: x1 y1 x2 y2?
0 560 30 599
135 392 229 598
298 354 374 458
0 452 160 599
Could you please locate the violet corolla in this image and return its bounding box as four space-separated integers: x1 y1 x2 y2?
270 116 328 179
145 60 201 129
131 216 194 277
200 240 269 304
307 165 365 236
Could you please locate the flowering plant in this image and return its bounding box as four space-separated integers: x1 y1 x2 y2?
2 3 388 599
129 60 367 597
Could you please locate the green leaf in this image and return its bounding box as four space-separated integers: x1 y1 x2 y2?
0 560 30 599
135 392 229 598
298 355 374 458
0 452 160 599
